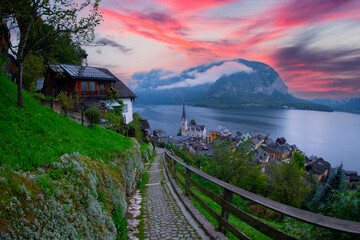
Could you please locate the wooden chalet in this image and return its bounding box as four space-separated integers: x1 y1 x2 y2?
43 55 137 123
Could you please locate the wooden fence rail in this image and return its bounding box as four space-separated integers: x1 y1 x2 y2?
164 151 360 239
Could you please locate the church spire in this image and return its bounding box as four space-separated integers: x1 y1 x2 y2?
181 100 188 136
181 100 187 121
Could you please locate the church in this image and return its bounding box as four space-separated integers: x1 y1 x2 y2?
181 103 207 140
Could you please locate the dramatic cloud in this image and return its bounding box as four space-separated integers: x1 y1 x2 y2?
97 38 133 54
272 21 360 98
157 61 253 89
153 0 239 13
85 0 360 98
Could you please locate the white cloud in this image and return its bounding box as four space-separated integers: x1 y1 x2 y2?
159 71 180 80
304 20 360 52
156 61 253 89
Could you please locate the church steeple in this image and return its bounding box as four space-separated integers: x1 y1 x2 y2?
181 100 188 136
181 100 187 121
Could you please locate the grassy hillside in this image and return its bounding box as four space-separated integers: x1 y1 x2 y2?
0 73 153 239
0 73 132 171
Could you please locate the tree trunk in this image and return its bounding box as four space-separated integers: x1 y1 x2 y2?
15 14 32 109
17 62 24 108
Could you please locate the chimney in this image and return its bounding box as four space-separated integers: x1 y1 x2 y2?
81 54 88 67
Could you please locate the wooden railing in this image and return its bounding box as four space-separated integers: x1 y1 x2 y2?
79 90 108 95
164 151 360 240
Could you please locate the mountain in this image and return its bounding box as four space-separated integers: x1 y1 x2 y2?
135 84 211 104
133 59 332 111
312 98 360 113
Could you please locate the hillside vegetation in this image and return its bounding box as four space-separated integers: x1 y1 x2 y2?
0 73 132 171
0 74 154 239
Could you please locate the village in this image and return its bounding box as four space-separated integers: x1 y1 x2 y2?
144 103 360 187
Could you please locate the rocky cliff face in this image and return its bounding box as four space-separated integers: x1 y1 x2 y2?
134 58 289 105
133 58 331 111
205 59 288 99
0 140 154 239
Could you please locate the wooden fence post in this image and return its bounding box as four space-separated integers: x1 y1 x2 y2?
81 110 84 125
185 168 191 196
173 158 176 174
219 188 233 233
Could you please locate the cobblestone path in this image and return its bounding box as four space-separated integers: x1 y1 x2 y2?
142 148 208 240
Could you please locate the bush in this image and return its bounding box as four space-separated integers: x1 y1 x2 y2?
85 108 101 125
34 92 46 100
112 207 127 240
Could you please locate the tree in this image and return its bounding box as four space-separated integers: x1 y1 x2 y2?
105 110 123 132
32 29 86 65
85 108 101 126
189 119 197 125
1 0 102 108
57 91 82 115
23 54 45 91
107 89 118 100
104 100 124 132
207 138 267 194
292 151 305 170
310 164 345 211
266 155 314 208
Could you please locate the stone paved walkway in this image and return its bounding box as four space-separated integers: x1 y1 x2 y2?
142 148 208 240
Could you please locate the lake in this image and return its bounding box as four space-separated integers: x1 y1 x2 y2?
134 104 360 172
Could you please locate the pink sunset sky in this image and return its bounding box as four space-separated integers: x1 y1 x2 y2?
84 0 360 99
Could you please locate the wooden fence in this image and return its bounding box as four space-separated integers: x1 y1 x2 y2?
164 151 360 240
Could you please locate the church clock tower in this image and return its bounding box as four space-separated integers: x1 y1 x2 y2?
181 102 188 136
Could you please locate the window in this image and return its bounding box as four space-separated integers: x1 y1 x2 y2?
82 82 88 91
89 82 95 91
123 104 128 113
100 84 104 91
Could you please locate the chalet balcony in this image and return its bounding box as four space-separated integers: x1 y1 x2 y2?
79 90 109 96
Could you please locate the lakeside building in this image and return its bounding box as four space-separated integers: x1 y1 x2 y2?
264 143 291 160
181 103 206 140
305 156 331 182
208 126 232 142
43 55 136 123
251 134 265 149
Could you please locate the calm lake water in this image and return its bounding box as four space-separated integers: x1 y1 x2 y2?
134 104 360 172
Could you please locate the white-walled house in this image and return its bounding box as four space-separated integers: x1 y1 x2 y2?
115 79 136 124
120 98 134 123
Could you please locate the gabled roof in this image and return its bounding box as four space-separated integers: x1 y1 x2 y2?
306 158 330 175
154 129 167 138
344 170 358 176
115 79 137 99
49 64 118 81
266 143 290 154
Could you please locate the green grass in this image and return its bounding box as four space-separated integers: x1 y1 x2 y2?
140 143 150 151
0 73 132 171
136 170 151 240
170 162 305 239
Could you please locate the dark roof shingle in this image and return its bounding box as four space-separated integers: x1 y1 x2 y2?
115 79 137 99
50 64 117 81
